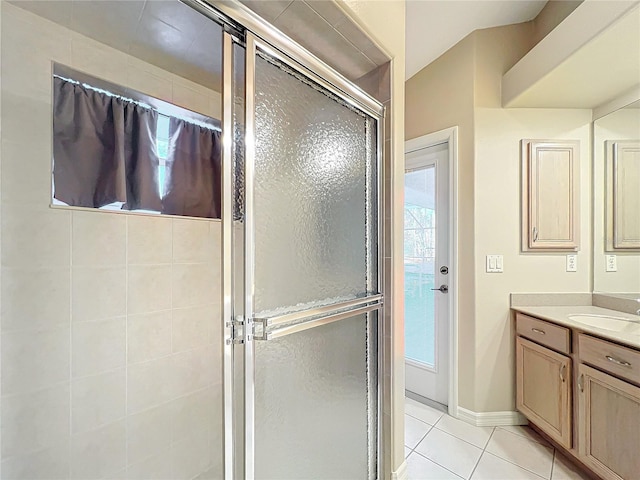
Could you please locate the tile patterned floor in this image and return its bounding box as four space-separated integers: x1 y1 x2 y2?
404 398 591 480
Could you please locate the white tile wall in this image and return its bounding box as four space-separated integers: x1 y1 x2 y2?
1 267 70 331
127 311 173 364
0 3 224 478
127 216 173 265
2 383 70 458
126 403 172 465
71 369 126 434
71 318 126 377
72 267 127 321
71 212 126 266
69 420 126 480
2 327 70 395
127 265 173 314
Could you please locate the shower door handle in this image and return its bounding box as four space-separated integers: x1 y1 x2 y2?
431 285 448 294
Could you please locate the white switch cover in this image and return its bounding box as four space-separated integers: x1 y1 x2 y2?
486 255 503 273
606 255 617 272
566 254 577 272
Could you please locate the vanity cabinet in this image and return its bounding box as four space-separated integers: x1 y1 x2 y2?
516 336 572 448
515 312 640 480
577 363 640 480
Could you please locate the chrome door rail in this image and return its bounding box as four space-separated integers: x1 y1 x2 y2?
221 32 235 480
180 0 384 119
253 293 383 328
259 303 383 341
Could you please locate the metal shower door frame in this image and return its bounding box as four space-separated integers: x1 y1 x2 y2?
241 31 384 479
186 0 385 477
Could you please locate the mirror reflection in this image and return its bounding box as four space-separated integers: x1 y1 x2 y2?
593 101 640 294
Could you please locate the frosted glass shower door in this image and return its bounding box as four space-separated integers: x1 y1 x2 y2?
241 34 383 479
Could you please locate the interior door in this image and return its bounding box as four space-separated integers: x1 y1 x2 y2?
404 142 450 405
232 33 383 479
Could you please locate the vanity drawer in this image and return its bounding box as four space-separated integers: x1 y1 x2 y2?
516 313 571 354
578 334 640 385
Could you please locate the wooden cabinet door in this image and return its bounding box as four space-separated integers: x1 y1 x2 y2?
521 140 580 251
516 336 572 448
578 363 640 480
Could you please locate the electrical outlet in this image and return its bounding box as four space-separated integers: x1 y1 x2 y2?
606 255 617 272
566 254 577 272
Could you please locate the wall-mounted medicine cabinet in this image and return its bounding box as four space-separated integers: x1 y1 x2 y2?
521 139 580 252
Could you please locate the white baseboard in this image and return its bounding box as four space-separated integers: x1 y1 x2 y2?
457 407 528 427
391 460 408 480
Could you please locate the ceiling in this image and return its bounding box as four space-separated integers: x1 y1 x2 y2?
504 3 640 109
10 0 223 91
405 0 547 80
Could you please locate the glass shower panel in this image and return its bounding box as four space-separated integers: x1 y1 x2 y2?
253 54 376 314
249 43 379 479
254 314 370 479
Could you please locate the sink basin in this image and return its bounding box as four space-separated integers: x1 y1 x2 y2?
568 314 640 333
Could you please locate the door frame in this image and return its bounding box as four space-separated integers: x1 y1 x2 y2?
405 126 459 417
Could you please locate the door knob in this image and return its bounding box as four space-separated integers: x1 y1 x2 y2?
431 285 448 293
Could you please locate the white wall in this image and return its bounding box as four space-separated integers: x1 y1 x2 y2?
474 107 591 411
406 21 593 414
593 108 640 293
341 0 407 474
0 3 222 478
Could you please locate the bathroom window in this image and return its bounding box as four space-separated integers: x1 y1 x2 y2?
52 64 222 219
156 114 171 198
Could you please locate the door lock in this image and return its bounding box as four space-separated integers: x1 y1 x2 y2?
440 266 449 275
431 285 449 294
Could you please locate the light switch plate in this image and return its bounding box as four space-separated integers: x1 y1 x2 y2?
566 254 577 272
606 255 617 272
486 255 503 273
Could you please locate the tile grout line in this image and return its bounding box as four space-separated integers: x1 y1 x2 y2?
68 210 73 474
550 448 556 480
499 425 551 447
409 449 465 480
481 449 549 479
467 426 496 479
409 412 481 480
430 421 492 450
488 428 555 479
125 215 129 473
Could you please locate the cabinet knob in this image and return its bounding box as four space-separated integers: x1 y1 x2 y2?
578 374 584 392
532 227 538 242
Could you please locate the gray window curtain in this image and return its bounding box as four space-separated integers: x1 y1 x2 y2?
162 118 222 218
53 76 162 211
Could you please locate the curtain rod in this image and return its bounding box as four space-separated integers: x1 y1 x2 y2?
54 74 222 133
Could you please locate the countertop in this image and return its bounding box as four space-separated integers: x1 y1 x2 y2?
512 305 640 349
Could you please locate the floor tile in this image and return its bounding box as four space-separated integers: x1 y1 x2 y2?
471 452 546 480
551 453 591 480
405 398 445 425
435 415 494 449
407 452 463 480
498 424 551 447
485 428 554 479
414 427 482 479
405 414 432 449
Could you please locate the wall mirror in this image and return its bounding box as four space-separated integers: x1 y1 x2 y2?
593 97 640 295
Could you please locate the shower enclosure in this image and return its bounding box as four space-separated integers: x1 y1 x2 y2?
0 0 383 478
214 4 385 476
